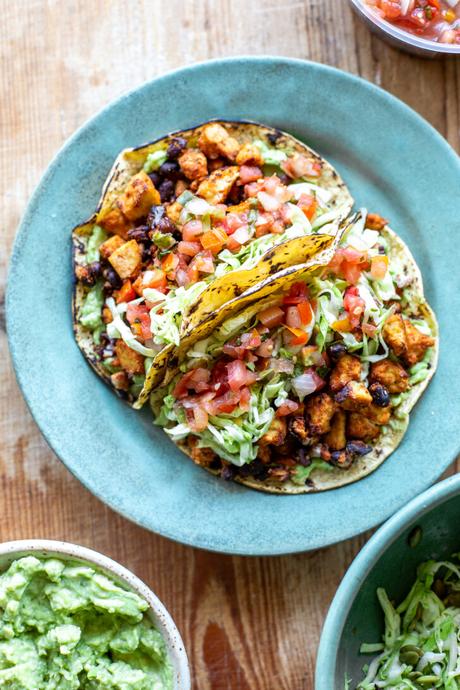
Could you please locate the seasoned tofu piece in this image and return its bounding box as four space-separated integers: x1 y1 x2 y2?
366 213 388 230
108 239 142 279
198 123 240 161
347 412 380 440
227 199 252 214
188 438 216 467
361 403 391 426
115 340 144 375
236 143 264 167
370 359 409 393
196 166 240 204
383 314 407 359
305 393 337 435
166 201 183 224
178 148 208 180
289 416 311 445
329 354 361 393
257 444 272 463
403 320 434 366
117 171 160 221
110 371 129 391
99 234 125 260
335 381 372 411
97 206 131 239
259 418 287 447
324 410 346 451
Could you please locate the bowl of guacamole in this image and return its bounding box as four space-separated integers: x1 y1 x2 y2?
0 540 190 689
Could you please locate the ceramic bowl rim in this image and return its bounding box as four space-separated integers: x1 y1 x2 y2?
315 472 460 690
0 539 190 690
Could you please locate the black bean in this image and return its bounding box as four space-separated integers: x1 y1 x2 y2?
167 137 187 159
89 261 102 278
128 225 150 242
330 450 353 469
159 179 175 202
159 160 181 179
297 448 312 467
148 172 161 187
369 382 390 407
327 342 347 361
267 130 282 145
140 244 151 263
346 441 372 457
221 464 236 481
103 266 122 289
157 216 177 234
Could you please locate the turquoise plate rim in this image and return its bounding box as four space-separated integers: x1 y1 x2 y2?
6 57 460 555
315 473 460 689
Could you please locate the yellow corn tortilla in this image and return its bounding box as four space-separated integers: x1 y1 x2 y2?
72 119 353 405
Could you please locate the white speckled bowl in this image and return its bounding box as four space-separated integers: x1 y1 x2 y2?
0 540 190 690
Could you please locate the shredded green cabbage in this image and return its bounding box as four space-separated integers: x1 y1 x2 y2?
356 557 460 689
148 282 207 347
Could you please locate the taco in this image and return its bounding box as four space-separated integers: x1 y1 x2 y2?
151 211 438 493
72 120 353 406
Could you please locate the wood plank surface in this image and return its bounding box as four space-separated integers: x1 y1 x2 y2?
1 2 459 688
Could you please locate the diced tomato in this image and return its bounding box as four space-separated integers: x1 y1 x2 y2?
276 399 300 417
186 262 200 284
239 386 251 412
257 191 281 212
224 212 247 235
285 326 309 346
240 329 262 350
200 228 228 254
328 247 369 285
286 306 302 329
161 253 180 276
188 406 209 433
222 329 261 359
343 286 365 328
282 154 322 179
115 280 136 304
297 300 313 326
126 304 151 341
297 193 317 221
370 255 388 280
378 0 401 20
362 322 377 337
254 212 274 237
191 250 215 275
182 220 203 241
283 282 310 305
244 182 260 198
173 368 211 399
142 269 167 290
255 338 274 358
269 219 285 234
177 241 201 257
175 268 189 287
258 305 284 328
226 360 257 392
204 390 239 415
239 165 262 184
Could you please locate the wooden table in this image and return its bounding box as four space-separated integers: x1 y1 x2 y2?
1 2 459 687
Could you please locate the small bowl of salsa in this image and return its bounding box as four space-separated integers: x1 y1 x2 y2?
350 0 460 56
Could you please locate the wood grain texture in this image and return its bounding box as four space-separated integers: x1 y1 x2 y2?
1 1 459 687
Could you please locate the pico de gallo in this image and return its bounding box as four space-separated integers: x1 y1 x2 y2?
75 122 351 398
152 211 436 487
365 0 460 44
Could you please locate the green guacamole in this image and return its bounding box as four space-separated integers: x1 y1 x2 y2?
0 556 173 689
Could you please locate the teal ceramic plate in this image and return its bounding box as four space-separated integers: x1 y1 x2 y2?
7 58 460 555
316 474 460 689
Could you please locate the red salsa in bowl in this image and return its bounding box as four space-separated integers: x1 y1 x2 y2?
364 0 460 44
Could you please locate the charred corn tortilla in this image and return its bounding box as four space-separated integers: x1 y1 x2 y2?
72 120 353 405
151 214 438 494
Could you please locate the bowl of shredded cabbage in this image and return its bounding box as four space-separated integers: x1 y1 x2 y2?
316 473 460 689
